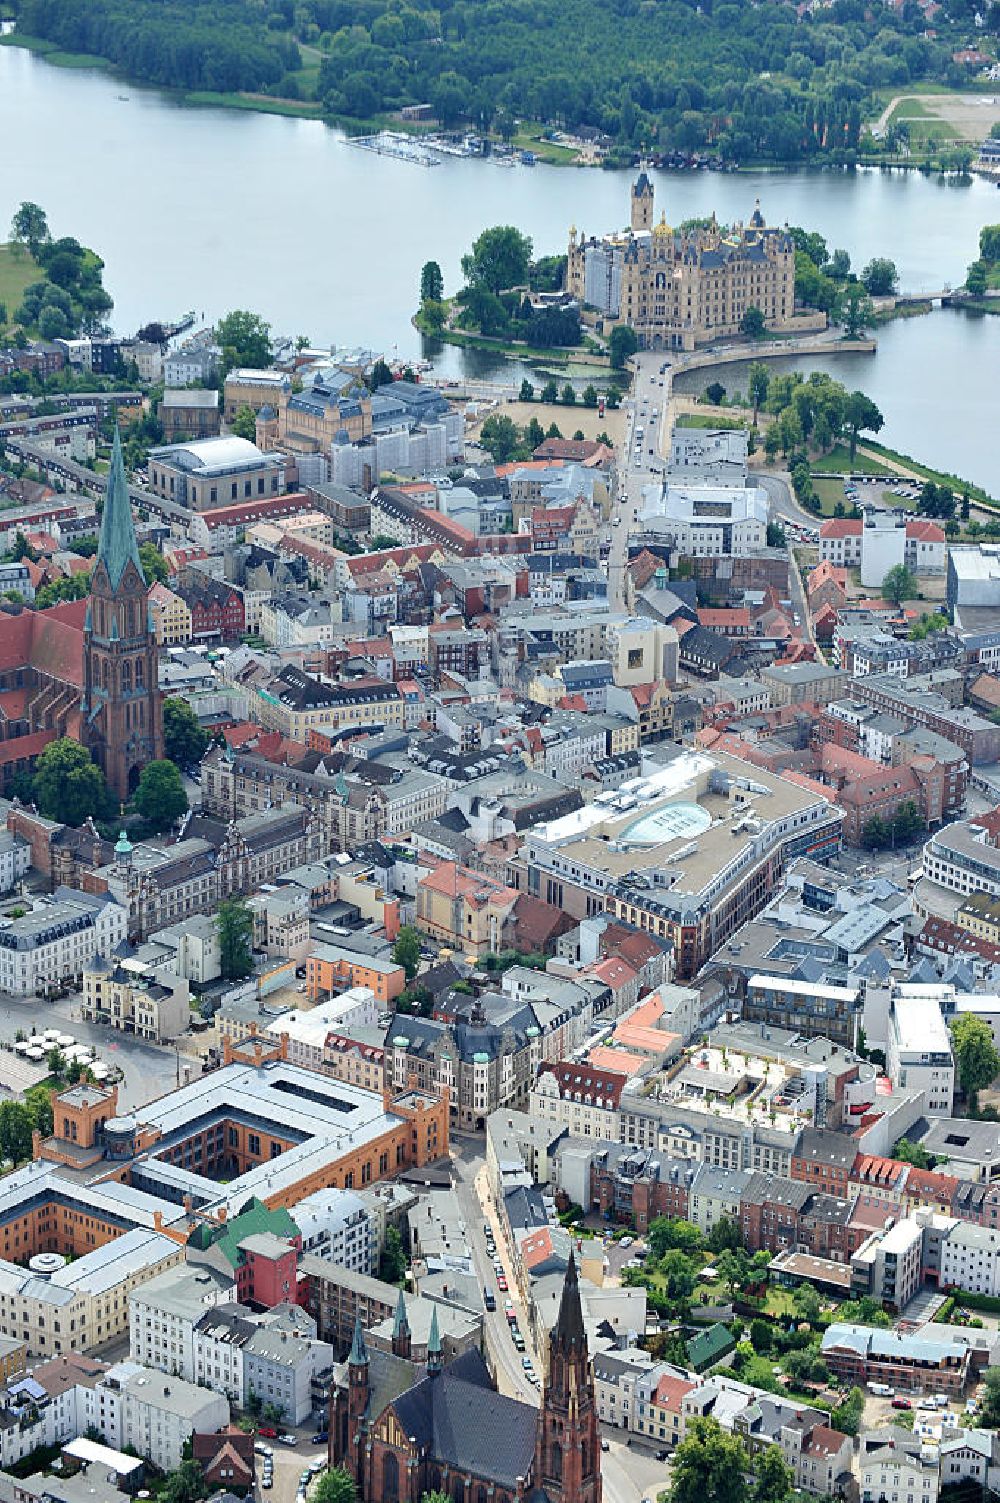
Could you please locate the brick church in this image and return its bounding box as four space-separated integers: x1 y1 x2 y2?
0 428 162 802
330 1252 601 1503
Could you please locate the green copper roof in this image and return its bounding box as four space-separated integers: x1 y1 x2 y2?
186 1194 299 1267
349 1312 369 1366
427 1304 442 1357
97 426 144 591
392 1287 410 1339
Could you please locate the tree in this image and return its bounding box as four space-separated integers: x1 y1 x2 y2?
844 389 883 463
841 282 874 338
981 225 1000 263
980 1367 1000 1428
951 1014 1000 1114
133 760 187 832
648 1217 703 1258
740 305 766 339
715 1247 749 1297
368 358 394 390
793 1282 822 1324
660 1249 698 1300
10 202 49 257
0 1101 34 1165
827 249 852 280
766 521 786 548
46 1046 65 1076
707 1216 743 1253
420 260 444 303
32 738 111 826
749 1318 772 1354
753 1445 794 1503
966 260 989 297
380 1224 407 1284
861 258 898 296
582 384 598 408
163 697 210 769
561 384 576 406
392 924 422 981
162 1458 209 1503
748 363 768 425
831 1386 865 1437
893 1137 936 1170
422 1494 452 1503
138 541 168 584
541 380 558 404
314 1473 358 1503
608 324 639 370
479 413 522 463
705 382 726 406
519 379 535 402
881 564 918 607
230 405 258 441
217 898 254 980
461 226 533 295
215 309 272 373
669 1416 750 1503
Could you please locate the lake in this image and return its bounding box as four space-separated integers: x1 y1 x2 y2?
1 39 998 489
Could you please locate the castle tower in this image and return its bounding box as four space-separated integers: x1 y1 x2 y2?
536 1252 601 1503
631 171 654 232
340 1313 370 1482
81 428 163 801
391 1287 412 1360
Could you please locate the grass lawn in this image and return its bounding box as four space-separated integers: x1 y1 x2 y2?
809 444 890 475
762 1287 798 1318
511 129 579 164
0 244 37 321
675 413 748 431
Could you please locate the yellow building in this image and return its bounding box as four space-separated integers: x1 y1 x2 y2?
254 669 405 741
566 175 802 352
956 890 1000 944
148 582 193 646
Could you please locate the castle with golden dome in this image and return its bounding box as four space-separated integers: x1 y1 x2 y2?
566 173 797 352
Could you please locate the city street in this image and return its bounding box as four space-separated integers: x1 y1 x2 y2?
609 352 672 609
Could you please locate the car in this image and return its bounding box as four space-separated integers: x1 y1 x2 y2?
258 1426 278 1439
310 1458 327 1475
300 1471 312 1486
918 1399 937 1410
254 1443 273 1457
601 1440 611 1452
498 1276 508 1291
933 1394 948 1407
620 1236 633 1249
522 1357 533 1370
279 1432 298 1445
484 1292 496 1312
867 1383 894 1398
965 1400 978 1415
513 1334 526 1351
261 1477 272 1490
892 1399 912 1410
656 1450 669 1462
311 1432 328 1445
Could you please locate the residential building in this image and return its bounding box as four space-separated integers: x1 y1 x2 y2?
0 887 127 995
887 988 955 1116
148 582 193 646
859 1430 940 1503
81 955 191 1041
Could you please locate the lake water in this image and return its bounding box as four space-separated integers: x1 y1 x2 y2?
2 40 999 489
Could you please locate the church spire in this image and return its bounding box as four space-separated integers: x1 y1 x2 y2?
391 1287 412 1359
97 426 144 591
349 1313 369 1368
427 1305 442 1375
553 1249 586 1350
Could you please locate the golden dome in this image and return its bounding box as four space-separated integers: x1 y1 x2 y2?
653 211 672 237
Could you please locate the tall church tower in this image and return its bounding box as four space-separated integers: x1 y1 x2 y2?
631 171 654 232
82 427 163 801
536 1252 601 1503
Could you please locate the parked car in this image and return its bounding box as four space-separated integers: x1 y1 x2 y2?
311 1431 328 1445
279 1432 298 1446
254 1443 273 1457
891 1399 912 1411
258 1426 278 1439
601 1440 611 1453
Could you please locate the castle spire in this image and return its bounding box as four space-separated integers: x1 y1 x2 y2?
97 426 144 591
391 1287 412 1359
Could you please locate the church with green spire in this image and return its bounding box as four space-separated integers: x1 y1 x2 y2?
81 428 163 800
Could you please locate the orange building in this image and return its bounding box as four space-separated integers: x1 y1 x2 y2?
307 943 406 1006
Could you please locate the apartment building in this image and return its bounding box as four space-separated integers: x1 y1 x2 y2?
886 988 955 1117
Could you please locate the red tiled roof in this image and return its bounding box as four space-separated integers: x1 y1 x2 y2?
698 608 750 630
538 1061 628 1108
820 519 862 539
906 519 945 542
653 1374 696 1412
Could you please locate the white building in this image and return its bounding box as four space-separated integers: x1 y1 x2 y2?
639 481 768 557
886 987 955 1117
266 987 379 1073
0 830 30 895
0 888 128 995
292 1186 377 1273
128 1265 236 1381
859 1431 940 1503
860 510 907 589
592 1346 657 1430
940 1223 1000 1298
